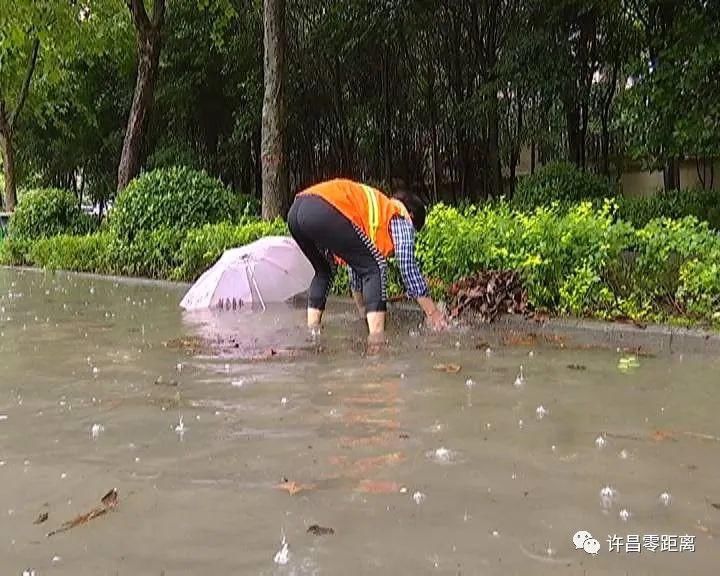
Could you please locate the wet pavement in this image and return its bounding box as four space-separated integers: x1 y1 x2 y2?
1 268 719 575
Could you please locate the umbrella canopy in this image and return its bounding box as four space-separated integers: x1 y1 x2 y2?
180 236 315 311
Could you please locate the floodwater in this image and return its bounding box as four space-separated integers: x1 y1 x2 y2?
1 268 719 576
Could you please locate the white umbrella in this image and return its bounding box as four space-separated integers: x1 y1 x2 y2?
180 236 315 311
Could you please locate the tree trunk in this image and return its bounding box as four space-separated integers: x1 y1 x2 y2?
663 157 680 191
0 38 40 212
486 95 502 199
382 48 392 185
0 127 16 212
261 0 288 220
117 0 165 192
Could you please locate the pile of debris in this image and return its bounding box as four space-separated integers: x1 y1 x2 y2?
448 270 529 323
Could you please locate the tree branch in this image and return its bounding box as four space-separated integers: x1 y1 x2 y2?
9 38 40 132
127 0 152 34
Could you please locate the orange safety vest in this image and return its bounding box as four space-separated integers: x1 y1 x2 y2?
297 179 411 259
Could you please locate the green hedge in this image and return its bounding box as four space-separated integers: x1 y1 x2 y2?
8 188 93 240
2 196 718 326
617 188 720 230
417 201 720 324
109 167 237 241
513 162 616 209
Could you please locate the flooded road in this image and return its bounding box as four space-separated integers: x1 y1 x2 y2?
1 268 719 575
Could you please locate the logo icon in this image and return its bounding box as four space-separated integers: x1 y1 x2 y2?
573 530 601 555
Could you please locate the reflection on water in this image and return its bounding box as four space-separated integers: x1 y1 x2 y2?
1 268 719 575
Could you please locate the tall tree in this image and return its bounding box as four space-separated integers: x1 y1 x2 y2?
117 0 165 192
261 0 288 219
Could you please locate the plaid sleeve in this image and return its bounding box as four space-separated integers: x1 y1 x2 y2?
390 217 429 298
348 266 363 292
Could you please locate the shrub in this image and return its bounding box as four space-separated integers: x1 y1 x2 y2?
513 162 616 209
112 227 188 279
110 167 236 241
617 188 720 230
8 188 89 240
418 201 719 324
175 218 288 281
27 232 115 274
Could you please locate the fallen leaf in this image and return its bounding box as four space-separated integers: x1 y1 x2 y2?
355 480 401 494
307 524 335 536
275 480 316 496
651 429 676 442
433 363 461 374
711 503 720 511
47 488 118 538
33 512 49 525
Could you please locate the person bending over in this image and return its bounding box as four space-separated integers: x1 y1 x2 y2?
287 178 447 342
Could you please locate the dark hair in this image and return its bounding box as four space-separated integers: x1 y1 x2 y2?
392 189 426 232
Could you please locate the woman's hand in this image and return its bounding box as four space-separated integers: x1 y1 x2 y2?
428 308 449 331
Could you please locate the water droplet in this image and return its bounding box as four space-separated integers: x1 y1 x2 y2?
427 447 455 464
52 555 62 563
281 397 288 406
413 491 426 505
176 363 183 372
535 405 548 419
465 378 475 388
514 366 526 388
400 487 408 494
60 473 67 479
400 373 406 379
619 508 631 522
485 347 493 357
491 530 500 537
600 485 618 509
595 435 606 449
551 444 557 452
659 492 672 506
518 419 524 429
174 415 186 440
528 350 535 358
619 449 629 460
273 536 290 565
455 341 461 349
90 423 104 439
92 366 98 375
231 380 244 388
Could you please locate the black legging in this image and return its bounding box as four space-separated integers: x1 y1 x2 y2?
287 194 388 312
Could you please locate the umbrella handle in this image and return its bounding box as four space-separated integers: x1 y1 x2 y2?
247 264 266 311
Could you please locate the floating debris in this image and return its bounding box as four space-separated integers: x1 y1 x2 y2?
273 536 290 565
659 492 672 507
275 480 316 496
535 405 548 420
514 366 526 388
154 376 178 387
90 423 104 439
433 363 461 374
413 491 427 505
307 524 335 536
618 355 640 372
448 270 528 322
33 511 49 525
567 364 586 371
47 488 118 537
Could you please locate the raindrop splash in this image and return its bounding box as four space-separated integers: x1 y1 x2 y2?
659 492 672 507
514 366 526 388
90 423 104 439
600 485 618 510
595 435 606 449
535 405 548 420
